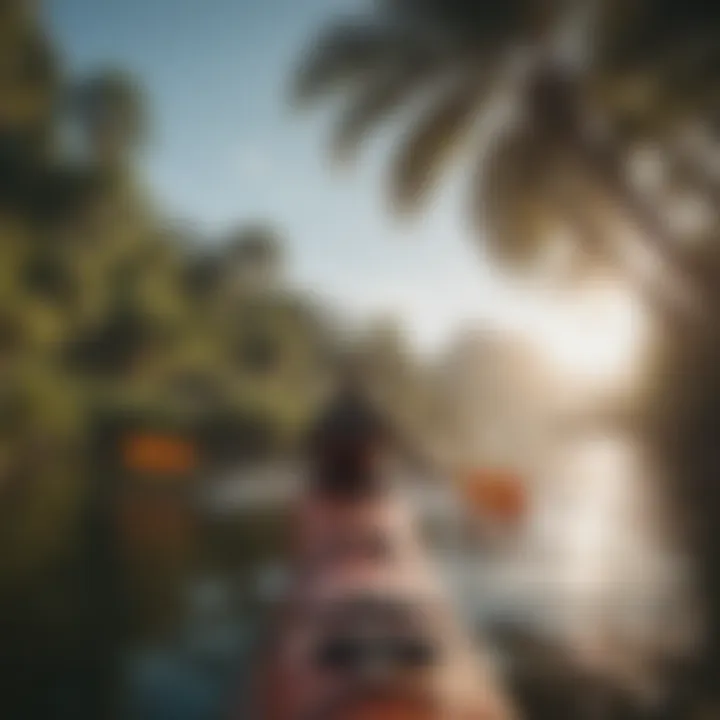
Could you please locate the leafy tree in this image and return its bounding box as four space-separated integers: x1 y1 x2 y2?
0 6 336 716
0 0 57 207
70 69 146 170
222 221 285 295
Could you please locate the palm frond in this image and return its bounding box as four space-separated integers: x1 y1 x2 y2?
476 128 562 269
601 0 720 71
385 0 567 48
293 21 405 104
330 53 441 162
391 74 490 212
294 0 720 321
597 0 720 127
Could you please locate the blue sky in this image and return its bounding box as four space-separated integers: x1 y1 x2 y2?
46 0 512 352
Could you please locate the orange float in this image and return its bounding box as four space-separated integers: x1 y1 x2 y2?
460 470 528 527
120 433 199 477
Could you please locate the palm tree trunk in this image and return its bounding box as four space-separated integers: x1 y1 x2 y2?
560 139 720 697
654 339 720 700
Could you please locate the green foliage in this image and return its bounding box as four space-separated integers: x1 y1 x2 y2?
70 68 147 168
0 3 331 682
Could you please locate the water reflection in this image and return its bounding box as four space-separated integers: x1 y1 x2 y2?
123 578 258 720
121 441 698 718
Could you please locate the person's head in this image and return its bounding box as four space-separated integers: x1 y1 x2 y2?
308 388 390 499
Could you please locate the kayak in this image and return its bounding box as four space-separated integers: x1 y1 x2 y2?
248 487 517 720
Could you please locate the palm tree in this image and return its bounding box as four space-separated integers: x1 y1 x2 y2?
294 0 720 325
295 0 720 702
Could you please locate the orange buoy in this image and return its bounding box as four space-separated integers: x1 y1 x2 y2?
461 470 528 526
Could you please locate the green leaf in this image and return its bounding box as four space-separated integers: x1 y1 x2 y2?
391 73 486 211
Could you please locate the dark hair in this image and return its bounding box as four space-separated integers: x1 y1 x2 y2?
307 386 390 498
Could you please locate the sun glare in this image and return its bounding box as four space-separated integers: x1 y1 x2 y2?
535 282 648 385
493 278 650 394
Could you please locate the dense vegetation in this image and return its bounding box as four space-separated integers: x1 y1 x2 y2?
0 4 332 710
